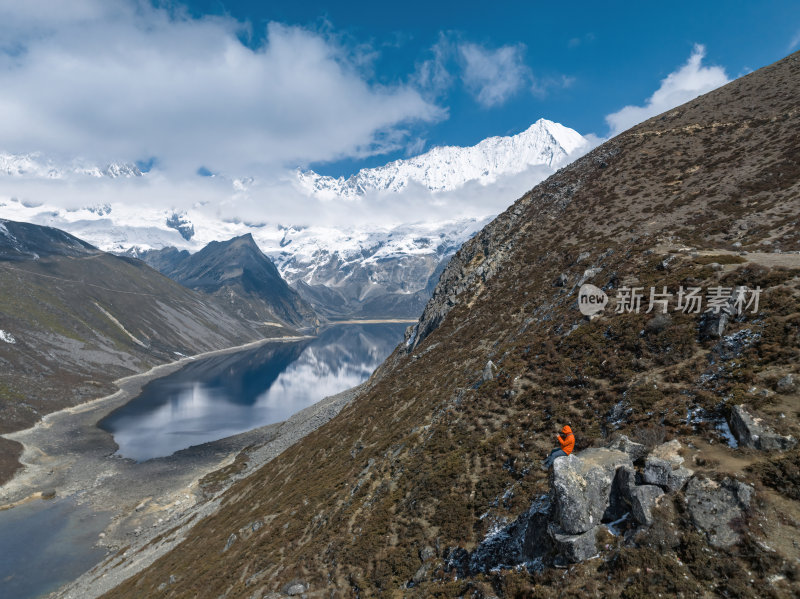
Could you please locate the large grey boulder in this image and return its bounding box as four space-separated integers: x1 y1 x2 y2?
551 448 632 534
630 485 664 526
728 404 797 451
684 477 754 548
549 525 598 563
608 435 647 462
644 440 693 492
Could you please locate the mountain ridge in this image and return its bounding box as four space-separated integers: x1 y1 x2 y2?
297 118 590 198
98 51 800 598
0 153 142 178
0 219 292 483
2 118 588 321
137 233 319 329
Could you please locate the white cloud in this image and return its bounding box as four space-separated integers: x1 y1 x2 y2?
459 42 532 108
0 0 443 176
0 134 597 235
789 29 800 51
414 32 455 98
605 44 730 137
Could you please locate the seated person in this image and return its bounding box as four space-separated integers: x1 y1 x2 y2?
543 425 575 469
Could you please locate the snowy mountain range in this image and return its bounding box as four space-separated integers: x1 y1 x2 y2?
297 119 589 198
0 153 142 179
0 119 591 318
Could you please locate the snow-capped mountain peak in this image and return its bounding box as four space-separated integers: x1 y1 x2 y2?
297 118 589 199
0 153 142 179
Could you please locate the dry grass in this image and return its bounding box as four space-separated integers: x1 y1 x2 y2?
104 51 800 598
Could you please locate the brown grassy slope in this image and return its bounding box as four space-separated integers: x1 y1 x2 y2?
106 52 800 598
0 251 272 482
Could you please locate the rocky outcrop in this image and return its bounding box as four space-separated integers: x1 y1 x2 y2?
699 286 748 339
629 485 664 526
407 231 515 350
644 440 694 491
684 477 754 548
467 496 552 574
608 434 647 462
468 440 705 569
282 580 309 596
549 525 597 563
482 360 497 382
776 374 796 393
728 404 797 451
551 449 632 534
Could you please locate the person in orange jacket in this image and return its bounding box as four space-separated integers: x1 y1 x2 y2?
542 425 575 469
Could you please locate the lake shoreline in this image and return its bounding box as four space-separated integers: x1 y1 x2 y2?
0 326 386 599
0 334 310 509
50 382 368 599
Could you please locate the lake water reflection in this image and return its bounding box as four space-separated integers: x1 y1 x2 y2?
99 323 407 461
0 498 110 599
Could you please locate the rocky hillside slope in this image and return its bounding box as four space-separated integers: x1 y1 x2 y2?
138 234 318 328
0 221 277 483
102 52 800 598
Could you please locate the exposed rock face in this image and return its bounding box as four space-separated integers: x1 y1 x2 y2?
407 228 515 350
551 449 633 534
549 525 597 563
608 435 648 462
684 477 754 548
282 581 308 596
222 534 237 553
729 404 797 450
644 440 694 491
165 211 195 241
699 286 747 339
630 485 664 526
776 374 796 393
471 440 748 569
467 496 552 574
482 360 497 382
604 464 636 522
140 234 318 328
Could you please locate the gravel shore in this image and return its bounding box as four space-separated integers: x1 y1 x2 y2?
0 336 366 599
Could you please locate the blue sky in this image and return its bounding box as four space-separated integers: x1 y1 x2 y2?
0 1 797 195
177 0 800 176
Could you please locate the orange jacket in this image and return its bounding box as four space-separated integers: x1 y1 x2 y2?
557 425 575 455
